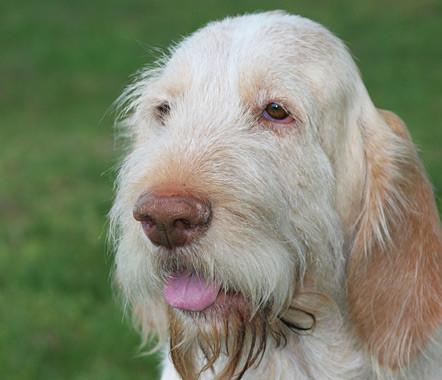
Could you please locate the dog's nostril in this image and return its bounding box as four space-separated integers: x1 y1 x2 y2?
133 207 153 223
141 218 155 229
133 189 211 249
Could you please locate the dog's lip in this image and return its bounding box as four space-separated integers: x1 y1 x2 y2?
163 272 221 312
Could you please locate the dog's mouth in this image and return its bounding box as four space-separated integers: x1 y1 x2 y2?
164 272 220 311
164 272 244 314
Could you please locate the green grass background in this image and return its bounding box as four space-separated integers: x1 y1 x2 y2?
1 0 441 379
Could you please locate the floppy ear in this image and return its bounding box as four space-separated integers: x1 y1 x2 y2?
346 109 442 370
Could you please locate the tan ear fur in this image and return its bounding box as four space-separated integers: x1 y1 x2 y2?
347 109 442 370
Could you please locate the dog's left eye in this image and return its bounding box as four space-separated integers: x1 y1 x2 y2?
262 102 292 123
154 102 171 124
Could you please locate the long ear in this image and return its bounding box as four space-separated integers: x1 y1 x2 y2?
346 109 442 370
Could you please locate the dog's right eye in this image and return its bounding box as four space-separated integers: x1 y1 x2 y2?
154 102 171 124
263 103 293 123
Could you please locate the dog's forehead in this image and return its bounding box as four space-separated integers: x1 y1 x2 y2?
159 12 343 99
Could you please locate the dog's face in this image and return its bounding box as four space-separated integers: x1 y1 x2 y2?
111 11 442 380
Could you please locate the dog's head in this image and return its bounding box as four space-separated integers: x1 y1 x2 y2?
110 11 442 379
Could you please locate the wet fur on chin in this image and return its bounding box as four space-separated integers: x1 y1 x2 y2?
169 305 287 380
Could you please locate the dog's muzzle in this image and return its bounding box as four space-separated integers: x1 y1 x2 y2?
133 185 218 312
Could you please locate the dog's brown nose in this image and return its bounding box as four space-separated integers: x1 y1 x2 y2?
133 190 212 249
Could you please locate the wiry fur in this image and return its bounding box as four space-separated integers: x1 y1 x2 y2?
109 11 442 380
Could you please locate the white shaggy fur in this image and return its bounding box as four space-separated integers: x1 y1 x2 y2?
110 11 442 380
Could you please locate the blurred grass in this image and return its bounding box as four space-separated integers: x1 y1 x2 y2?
0 0 440 379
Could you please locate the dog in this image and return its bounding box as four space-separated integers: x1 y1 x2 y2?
110 11 442 380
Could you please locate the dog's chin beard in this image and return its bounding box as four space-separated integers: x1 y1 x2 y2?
154 248 315 379
168 301 296 380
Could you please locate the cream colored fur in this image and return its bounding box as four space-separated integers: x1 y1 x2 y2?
110 11 442 380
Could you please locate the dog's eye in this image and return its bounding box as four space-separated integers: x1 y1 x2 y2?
155 102 171 124
262 103 293 123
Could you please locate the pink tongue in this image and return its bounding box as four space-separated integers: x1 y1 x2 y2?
164 273 220 312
